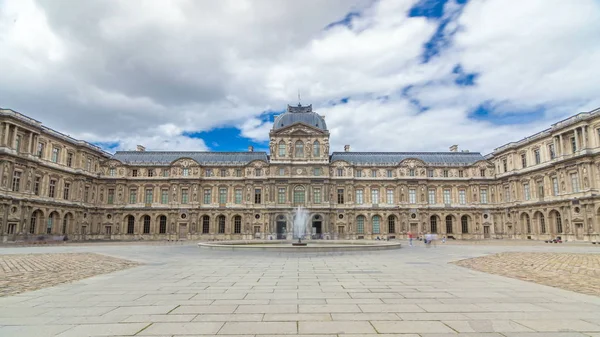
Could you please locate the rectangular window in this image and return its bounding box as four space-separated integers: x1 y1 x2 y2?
278 187 286 203
181 188 188 204
36 142 44 157
428 189 436 204
86 158 92 171
538 183 544 199
49 179 56 198
371 189 379 204
62 182 70 200
84 186 89 202
480 169 485 177
219 188 227 204
161 189 168 204
534 149 540 164
459 170 464 178
293 188 305 204
480 189 488 204
15 135 21 152
182 168 189 177
337 168 343 177
205 169 212 177
34 177 41 195
387 169 393 178
355 170 362 178
443 170 449 177
279 168 285 176
278 143 286 157
254 189 261 204
337 188 344 204
549 144 555 159
235 169 242 177
129 189 137 204
203 189 212 204
148 169 154 177
255 168 262 176
313 188 321 204
387 189 394 204
571 137 577 153
51 147 60 163
163 169 170 177
356 189 364 204
314 167 321 176
521 153 527 168
371 169 377 177
552 177 559 196
145 188 153 204
107 188 114 204
409 169 415 177
409 188 416 204
427 169 434 177
503 159 508 172
11 171 21 192
443 189 451 204
357 216 364 234
234 217 242 234
524 183 530 200
571 173 580 192
202 217 209 234
132 169 138 177
109 168 116 176
66 153 73 167
459 189 466 205
220 169 227 177
235 189 242 204
504 187 510 201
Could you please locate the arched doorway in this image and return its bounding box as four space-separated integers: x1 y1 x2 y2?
276 215 287 239
312 214 322 239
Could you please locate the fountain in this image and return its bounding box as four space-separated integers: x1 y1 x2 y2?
292 206 309 246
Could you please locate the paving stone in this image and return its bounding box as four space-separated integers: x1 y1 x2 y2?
140 322 224 335
299 320 376 334
371 320 456 333
263 313 332 321
219 321 297 334
443 320 534 333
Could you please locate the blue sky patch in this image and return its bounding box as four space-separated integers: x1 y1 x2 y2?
453 64 479 86
183 127 267 151
469 102 546 125
94 141 120 151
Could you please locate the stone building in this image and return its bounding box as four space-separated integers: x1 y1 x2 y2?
1 104 600 242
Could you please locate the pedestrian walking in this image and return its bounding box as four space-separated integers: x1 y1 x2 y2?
408 232 413 247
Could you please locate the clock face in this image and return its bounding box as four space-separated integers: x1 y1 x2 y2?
297 169 302 174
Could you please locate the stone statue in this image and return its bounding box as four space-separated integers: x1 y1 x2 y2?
269 140 275 154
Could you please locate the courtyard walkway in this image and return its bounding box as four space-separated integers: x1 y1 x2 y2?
0 241 599 336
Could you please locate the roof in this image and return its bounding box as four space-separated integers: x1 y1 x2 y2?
111 151 268 166
330 152 486 166
273 104 327 131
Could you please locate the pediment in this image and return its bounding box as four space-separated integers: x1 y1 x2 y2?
398 158 426 167
171 158 199 167
272 123 327 136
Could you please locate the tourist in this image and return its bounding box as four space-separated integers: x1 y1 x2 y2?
442 235 446 243
408 232 413 247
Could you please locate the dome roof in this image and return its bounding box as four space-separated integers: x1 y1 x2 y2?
273 104 328 131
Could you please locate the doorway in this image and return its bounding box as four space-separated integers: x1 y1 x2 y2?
179 224 187 239
312 221 322 239
81 226 87 240
276 220 287 239
483 226 490 239
575 223 584 240
410 223 418 234
104 226 112 239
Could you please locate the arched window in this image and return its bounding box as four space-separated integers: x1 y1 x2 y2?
523 214 531 234
234 215 242 234
202 215 210 234
313 140 320 157
372 215 381 234
218 215 226 234
293 186 305 204
388 215 396 233
295 140 304 158
445 215 453 234
357 215 365 234
278 141 286 157
62 213 72 234
540 214 546 234
127 215 135 234
47 213 57 234
159 216 167 234
430 216 438 233
143 215 151 234
30 211 39 234
461 215 469 234
556 213 562 233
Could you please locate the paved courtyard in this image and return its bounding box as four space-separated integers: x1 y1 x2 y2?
0 242 600 336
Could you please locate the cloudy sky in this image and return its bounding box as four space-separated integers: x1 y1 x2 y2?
1 0 599 155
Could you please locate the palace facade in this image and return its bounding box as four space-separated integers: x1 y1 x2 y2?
2 104 600 242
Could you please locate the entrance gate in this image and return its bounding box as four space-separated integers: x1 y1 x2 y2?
276 220 286 239
483 225 490 239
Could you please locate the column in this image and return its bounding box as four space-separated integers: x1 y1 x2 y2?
583 126 588 149
558 134 564 156
11 125 18 149
28 132 33 154
3 123 9 146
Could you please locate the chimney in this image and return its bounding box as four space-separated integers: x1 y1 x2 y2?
136 145 146 152
344 145 350 152
248 145 254 152
449 145 458 152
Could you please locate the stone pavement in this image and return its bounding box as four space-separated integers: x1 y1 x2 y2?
453 252 600 297
0 242 599 336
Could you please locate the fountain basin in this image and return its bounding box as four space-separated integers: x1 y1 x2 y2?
198 240 401 252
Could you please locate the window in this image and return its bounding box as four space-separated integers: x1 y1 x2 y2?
46 214 54 234
205 169 212 177
430 216 438 233
219 188 227 204
182 168 189 177
278 141 286 157
337 188 344 204
30 212 38 234
314 167 321 176
459 170 464 178
337 168 343 177
127 216 135 234
480 189 488 204
36 142 44 157
502 159 508 172
504 186 510 201
549 144 555 159
534 149 540 164
371 169 377 177
202 215 210 234
427 169 434 177
525 215 531 234
386 189 394 204
34 177 41 195
86 158 92 171
556 213 563 233
220 169 227 177
218 215 225 234
459 189 466 205
387 169 393 178
234 216 242 234
409 169 415 177
388 216 396 233
278 187 286 203
357 215 365 234
461 216 469 233
356 189 364 204
292 186 304 204
148 169 154 177
255 168 262 176
49 179 56 198
571 137 577 153
106 187 113 204
11 171 21 192
571 173 580 192
313 140 320 157
552 177 559 196
235 169 242 177
163 169 170 177
15 135 21 152
355 170 362 178
443 170 449 177
445 215 453 233
313 188 321 204
443 189 451 204
538 183 544 199
521 153 527 168
428 189 436 204
132 169 138 177
203 189 212 204
371 188 379 204
524 183 530 200
62 217 68 234
129 189 137 204
161 189 168 204
372 215 381 234
540 214 546 234
146 188 154 204
479 169 485 177
84 186 89 202
159 216 167 234
51 147 60 163
235 189 242 204
143 215 150 234
279 168 285 176
295 141 304 157
181 188 188 204
409 189 416 204
109 168 116 176
254 188 262 204
66 153 73 167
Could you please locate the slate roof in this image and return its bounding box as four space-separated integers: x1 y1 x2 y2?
273 104 328 131
330 152 486 166
110 151 268 166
